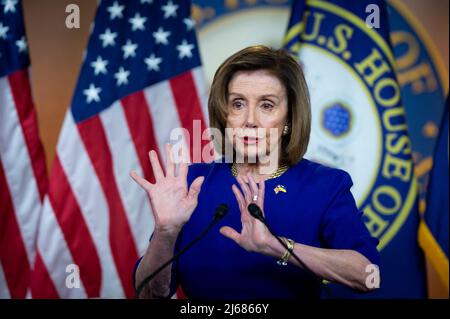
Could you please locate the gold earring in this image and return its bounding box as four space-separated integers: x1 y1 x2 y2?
282 125 289 135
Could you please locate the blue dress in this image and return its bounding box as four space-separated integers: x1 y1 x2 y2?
134 158 380 299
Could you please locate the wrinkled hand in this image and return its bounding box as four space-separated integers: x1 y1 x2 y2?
220 173 272 254
130 144 204 236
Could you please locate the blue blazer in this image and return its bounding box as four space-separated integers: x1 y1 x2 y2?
135 158 380 299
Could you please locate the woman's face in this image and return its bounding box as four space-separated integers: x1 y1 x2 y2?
226 69 288 163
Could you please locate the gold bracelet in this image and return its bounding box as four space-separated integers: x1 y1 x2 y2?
277 238 294 266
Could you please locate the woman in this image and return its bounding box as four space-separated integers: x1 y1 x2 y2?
131 45 380 299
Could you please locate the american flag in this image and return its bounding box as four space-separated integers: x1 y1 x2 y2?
30 0 209 298
0 0 48 298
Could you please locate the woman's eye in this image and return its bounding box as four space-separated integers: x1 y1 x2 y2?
261 102 274 110
232 101 244 109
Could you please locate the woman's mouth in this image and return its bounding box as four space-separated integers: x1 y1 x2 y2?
242 136 259 145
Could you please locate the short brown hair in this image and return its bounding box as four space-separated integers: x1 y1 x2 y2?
208 45 311 166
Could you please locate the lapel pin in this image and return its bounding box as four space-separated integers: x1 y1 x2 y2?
274 185 287 194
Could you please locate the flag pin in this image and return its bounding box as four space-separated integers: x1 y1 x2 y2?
274 185 287 194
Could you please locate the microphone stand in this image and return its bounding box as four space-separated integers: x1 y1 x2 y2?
135 204 228 298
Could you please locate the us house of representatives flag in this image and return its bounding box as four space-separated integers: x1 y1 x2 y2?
30 0 209 298
284 0 426 298
419 97 449 291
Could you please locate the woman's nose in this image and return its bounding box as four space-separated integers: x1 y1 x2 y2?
245 106 257 128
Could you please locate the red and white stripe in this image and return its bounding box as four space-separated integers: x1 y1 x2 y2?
0 264 10 298
30 68 209 298
0 69 48 298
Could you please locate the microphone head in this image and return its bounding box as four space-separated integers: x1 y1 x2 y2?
214 204 228 219
247 203 263 220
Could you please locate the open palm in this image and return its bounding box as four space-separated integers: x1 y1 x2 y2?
130 144 204 235
220 173 272 254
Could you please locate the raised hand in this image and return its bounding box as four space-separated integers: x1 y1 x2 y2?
220 173 272 254
130 144 204 236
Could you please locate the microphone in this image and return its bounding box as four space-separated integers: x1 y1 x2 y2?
247 203 318 278
135 203 228 298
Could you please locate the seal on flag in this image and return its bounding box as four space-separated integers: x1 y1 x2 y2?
284 0 417 251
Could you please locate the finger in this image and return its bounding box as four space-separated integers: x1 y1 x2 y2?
178 161 188 180
149 150 164 181
247 173 259 198
231 184 246 211
258 178 265 214
236 176 252 203
130 171 153 191
187 176 204 200
181 143 191 164
165 144 175 177
176 144 190 179
219 226 241 245
232 184 252 223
